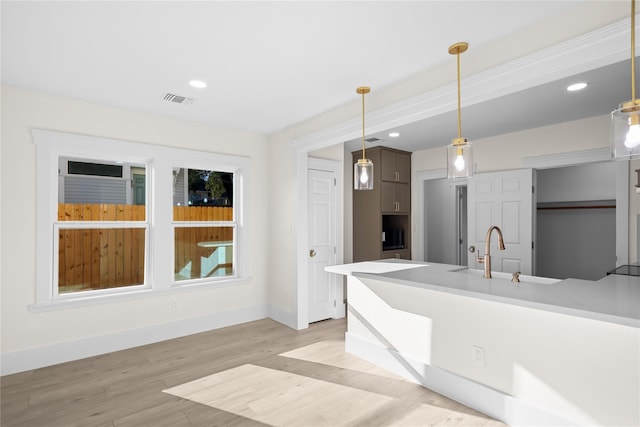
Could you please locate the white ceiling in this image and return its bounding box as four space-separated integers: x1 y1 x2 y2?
351 59 632 153
1 1 633 152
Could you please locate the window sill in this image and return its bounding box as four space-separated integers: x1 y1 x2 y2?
28 276 252 312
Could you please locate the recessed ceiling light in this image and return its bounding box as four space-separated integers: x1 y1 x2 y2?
189 80 207 89
566 82 588 92
389 132 400 138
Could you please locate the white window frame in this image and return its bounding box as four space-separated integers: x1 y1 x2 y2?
32 129 250 310
171 166 238 285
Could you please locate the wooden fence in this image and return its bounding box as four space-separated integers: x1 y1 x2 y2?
57 204 234 293
58 203 146 221
173 206 233 221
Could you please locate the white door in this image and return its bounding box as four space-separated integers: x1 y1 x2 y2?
467 169 534 275
308 168 337 322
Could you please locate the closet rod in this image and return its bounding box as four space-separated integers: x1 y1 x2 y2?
537 205 616 210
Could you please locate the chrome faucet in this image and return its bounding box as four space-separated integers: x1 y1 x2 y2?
477 225 506 278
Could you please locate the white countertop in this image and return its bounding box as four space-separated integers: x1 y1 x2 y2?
326 260 640 328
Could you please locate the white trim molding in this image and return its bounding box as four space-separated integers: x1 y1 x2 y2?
522 147 611 169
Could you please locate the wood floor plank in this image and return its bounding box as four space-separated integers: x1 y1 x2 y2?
1 318 506 426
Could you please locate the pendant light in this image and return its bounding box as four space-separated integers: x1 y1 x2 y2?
447 42 474 178
354 86 374 190
611 0 640 159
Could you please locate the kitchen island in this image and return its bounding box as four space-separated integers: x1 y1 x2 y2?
326 260 639 426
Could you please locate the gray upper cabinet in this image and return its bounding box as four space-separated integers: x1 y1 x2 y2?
381 149 411 183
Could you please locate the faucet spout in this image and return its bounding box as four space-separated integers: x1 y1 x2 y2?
477 225 506 278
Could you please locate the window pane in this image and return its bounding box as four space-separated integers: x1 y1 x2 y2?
58 158 146 220
174 226 234 280
58 228 146 294
172 168 233 218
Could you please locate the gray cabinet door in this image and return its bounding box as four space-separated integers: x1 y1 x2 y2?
381 182 410 213
381 149 411 184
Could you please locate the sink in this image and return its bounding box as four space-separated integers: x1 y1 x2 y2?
454 268 561 285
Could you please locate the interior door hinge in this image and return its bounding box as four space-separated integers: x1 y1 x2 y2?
532 241 535 249
532 185 535 194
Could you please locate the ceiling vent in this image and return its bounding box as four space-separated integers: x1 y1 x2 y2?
365 137 382 143
163 93 194 105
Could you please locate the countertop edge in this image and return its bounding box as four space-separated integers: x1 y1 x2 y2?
353 271 640 328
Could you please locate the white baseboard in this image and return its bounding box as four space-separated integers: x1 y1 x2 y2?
1 305 270 376
267 305 298 329
345 332 578 427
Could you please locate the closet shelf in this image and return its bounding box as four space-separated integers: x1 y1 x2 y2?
537 205 615 210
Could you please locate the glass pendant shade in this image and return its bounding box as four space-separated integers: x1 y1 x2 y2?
611 100 640 159
354 158 374 190
611 0 639 160
354 86 373 190
447 139 473 178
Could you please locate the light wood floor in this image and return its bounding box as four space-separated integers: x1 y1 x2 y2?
1 318 506 426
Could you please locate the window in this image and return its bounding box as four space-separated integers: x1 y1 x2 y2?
56 157 148 295
173 168 235 282
33 130 250 308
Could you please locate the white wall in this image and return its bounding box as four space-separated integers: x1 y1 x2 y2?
0 86 270 373
537 162 617 203
309 144 343 161
413 115 611 174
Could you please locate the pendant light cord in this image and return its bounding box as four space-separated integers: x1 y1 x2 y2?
456 52 462 140
632 0 636 103
361 90 366 161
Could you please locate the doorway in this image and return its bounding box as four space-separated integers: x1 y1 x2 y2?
305 157 344 325
424 178 467 266
535 162 618 280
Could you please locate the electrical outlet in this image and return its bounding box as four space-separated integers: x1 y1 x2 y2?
171 299 179 311
472 345 484 366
